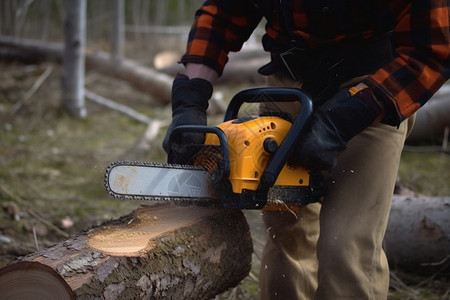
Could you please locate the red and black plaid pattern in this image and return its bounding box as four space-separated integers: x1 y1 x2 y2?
364 0 450 124
181 0 450 124
182 1 261 75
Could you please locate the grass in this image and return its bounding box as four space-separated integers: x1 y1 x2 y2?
398 150 450 196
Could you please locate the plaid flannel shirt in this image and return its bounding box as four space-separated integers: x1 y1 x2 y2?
181 0 450 125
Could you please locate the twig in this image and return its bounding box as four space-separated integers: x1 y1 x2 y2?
420 255 450 267
32 225 40 251
10 64 53 114
247 271 259 283
443 126 449 151
441 288 450 300
85 89 151 124
0 182 26 205
28 209 69 238
226 287 237 300
136 119 170 150
416 255 450 288
389 271 420 299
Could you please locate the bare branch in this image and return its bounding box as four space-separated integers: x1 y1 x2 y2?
84 89 151 124
10 64 53 114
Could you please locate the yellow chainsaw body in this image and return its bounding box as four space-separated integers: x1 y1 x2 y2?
203 116 310 195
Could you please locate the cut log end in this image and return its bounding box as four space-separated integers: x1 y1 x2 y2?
0 262 75 300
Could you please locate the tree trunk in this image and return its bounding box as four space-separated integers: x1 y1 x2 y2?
111 0 125 61
0 205 253 300
384 195 450 271
61 0 87 118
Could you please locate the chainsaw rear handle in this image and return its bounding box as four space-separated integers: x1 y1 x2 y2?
225 87 314 193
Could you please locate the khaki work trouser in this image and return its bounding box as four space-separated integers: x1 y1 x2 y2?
259 74 415 300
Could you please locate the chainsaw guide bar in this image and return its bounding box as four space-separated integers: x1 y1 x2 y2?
104 161 218 205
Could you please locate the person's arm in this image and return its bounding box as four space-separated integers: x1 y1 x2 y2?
183 63 219 83
163 1 263 162
180 0 263 77
363 0 450 126
292 1 450 170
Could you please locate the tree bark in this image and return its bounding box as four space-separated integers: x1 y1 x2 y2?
0 205 253 300
384 195 450 271
61 0 87 118
111 0 125 61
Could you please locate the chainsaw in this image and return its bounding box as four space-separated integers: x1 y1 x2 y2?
104 87 324 210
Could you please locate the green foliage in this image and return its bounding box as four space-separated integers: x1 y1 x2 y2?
398 151 450 196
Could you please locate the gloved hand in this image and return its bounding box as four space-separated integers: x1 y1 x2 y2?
291 86 384 170
162 74 213 164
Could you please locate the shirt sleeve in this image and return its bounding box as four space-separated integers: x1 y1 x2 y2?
364 0 450 126
180 0 263 76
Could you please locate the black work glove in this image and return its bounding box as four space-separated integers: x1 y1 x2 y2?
162 74 213 164
291 87 383 170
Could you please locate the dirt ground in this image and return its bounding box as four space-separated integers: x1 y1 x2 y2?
0 61 449 299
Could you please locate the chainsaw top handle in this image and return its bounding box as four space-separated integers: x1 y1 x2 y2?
167 87 314 207
225 87 314 195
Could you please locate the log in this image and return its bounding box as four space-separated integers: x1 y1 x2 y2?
84 51 172 104
406 100 450 144
406 85 450 144
0 205 253 300
0 35 173 104
160 54 268 85
384 196 450 271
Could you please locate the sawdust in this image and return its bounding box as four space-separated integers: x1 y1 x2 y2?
87 205 216 256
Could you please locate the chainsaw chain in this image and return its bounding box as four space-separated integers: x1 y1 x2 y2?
104 160 215 205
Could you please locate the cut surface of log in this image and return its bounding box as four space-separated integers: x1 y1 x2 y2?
87 204 219 256
0 205 253 300
0 262 75 300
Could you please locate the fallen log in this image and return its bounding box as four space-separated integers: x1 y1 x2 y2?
0 35 173 103
160 55 268 85
0 205 253 299
384 196 450 271
406 85 450 144
84 51 173 104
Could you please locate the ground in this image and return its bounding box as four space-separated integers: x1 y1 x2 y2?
0 61 449 299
